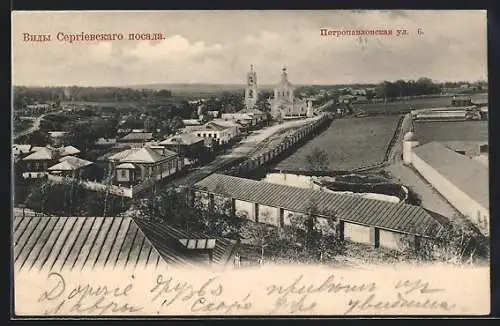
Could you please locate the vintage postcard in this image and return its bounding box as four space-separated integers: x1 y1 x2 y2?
11 10 490 317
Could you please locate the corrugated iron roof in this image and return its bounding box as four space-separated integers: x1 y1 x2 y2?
12 215 165 272
412 141 489 210
12 214 236 272
134 218 235 266
22 148 54 160
194 174 445 237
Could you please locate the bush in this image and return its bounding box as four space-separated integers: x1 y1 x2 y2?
397 216 489 264
25 180 129 216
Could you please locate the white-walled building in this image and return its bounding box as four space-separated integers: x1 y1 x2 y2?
271 67 313 119
403 133 489 234
190 121 238 145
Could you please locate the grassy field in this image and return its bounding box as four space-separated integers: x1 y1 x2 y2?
273 115 402 172
415 120 489 144
352 93 488 115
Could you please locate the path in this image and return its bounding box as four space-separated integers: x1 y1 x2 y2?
386 162 458 219
13 110 62 140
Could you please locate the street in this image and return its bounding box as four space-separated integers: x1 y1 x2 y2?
171 115 323 187
13 110 63 140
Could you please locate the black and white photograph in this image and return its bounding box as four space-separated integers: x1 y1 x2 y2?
11 10 490 316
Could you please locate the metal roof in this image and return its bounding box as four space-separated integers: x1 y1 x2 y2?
160 133 204 146
194 174 445 237
22 146 80 161
134 218 235 266
108 147 177 164
13 215 165 272
48 156 93 171
412 141 489 210
12 214 236 272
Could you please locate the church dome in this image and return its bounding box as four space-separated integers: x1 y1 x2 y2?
404 131 418 141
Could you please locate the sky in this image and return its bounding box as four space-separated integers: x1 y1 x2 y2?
12 10 487 87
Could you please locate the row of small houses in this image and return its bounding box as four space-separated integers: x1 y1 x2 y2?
13 133 208 197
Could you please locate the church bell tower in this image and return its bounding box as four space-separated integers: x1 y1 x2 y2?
245 64 258 109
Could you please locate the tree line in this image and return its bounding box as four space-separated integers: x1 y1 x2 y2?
13 86 173 110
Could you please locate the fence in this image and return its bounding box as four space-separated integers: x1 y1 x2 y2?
232 114 331 175
46 174 155 198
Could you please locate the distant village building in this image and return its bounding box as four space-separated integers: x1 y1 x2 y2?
94 137 117 147
221 108 268 129
244 65 258 109
118 132 154 147
24 103 52 115
159 133 205 164
270 67 313 119
48 131 69 147
451 95 472 107
182 119 202 127
189 120 240 146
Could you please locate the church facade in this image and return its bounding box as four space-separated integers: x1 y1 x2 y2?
243 65 313 120
270 67 313 119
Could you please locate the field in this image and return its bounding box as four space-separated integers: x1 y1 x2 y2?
129 83 275 99
273 115 402 172
415 120 489 144
352 93 488 115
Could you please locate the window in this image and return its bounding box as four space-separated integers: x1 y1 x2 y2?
197 133 201 137
120 170 127 178
249 89 253 98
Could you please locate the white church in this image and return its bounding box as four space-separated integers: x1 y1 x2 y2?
243 65 313 120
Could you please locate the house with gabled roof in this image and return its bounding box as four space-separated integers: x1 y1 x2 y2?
107 146 183 185
159 133 205 163
21 145 81 178
47 156 94 178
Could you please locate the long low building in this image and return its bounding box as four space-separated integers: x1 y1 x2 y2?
193 174 447 250
408 140 489 234
12 214 236 272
